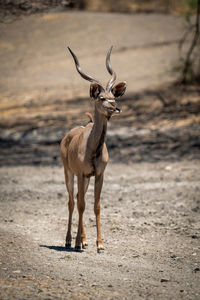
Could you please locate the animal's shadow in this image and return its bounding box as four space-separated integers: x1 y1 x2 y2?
40 245 83 253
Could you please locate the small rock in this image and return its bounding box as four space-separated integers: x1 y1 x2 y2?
165 165 172 171
191 206 199 212
57 193 63 199
170 255 181 261
161 278 169 283
194 267 200 273
191 234 198 239
13 270 21 274
66 255 72 259
91 283 97 287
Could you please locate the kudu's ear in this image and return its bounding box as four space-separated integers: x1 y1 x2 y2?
112 82 127 98
90 83 103 99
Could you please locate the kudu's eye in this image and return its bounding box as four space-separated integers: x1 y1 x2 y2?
99 96 105 101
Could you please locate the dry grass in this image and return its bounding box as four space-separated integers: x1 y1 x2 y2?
83 0 192 15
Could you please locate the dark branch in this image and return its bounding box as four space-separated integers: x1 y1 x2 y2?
182 0 200 84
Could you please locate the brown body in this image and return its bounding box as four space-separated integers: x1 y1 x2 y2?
61 47 126 252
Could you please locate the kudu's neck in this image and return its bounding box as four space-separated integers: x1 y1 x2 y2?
88 105 107 158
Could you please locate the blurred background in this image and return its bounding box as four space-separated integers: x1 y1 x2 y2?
0 0 199 166
0 0 198 15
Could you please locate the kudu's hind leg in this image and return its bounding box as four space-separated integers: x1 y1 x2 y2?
64 167 74 248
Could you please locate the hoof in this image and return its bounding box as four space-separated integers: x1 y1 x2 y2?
75 245 82 252
82 244 88 249
65 242 71 249
97 248 104 254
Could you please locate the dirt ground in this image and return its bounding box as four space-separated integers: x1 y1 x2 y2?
0 10 200 300
0 162 200 299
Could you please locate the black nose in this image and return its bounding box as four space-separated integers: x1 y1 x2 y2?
116 107 121 113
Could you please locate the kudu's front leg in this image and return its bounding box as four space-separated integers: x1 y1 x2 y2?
94 174 104 253
64 167 74 248
75 175 89 250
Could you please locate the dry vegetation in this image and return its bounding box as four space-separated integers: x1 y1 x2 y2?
0 0 196 19
81 0 192 14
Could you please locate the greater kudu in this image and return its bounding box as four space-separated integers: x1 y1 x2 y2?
60 46 126 252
